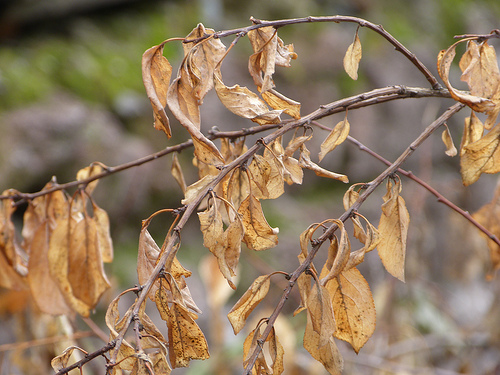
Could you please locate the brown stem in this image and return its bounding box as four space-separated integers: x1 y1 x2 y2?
54 341 116 375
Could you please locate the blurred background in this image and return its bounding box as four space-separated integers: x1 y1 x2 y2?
1 0 500 374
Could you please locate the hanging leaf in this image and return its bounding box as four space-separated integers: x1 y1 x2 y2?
460 111 484 155
214 71 283 125
303 283 343 375
142 41 173 137
51 346 85 372
319 220 351 284
377 178 410 282
319 114 350 162
171 153 187 193
227 274 271 334
343 28 362 80
261 89 301 119
325 268 376 353
441 124 458 157
460 122 500 186
242 325 284 375
238 194 278 251
300 144 349 183
437 39 500 128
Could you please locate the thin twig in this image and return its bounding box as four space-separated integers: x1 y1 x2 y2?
0 331 94 353
54 341 116 375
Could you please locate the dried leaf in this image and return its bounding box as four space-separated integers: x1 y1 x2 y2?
261 89 301 119
181 174 217 205
461 122 500 186
377 178 410 282
262 147 285 200
171 153 187 193
51 346 83 371
142 41 173 137
303 284 343 375
460 111 484 155
343 29 362 80
319 220 351 285
248 154 272 200
472 183 500 277
238 194 278 251
93 202 113 263
156 288 209 368
319 115 350 162
214 71 283 125
442 125 458 157
437 40 500 128
300 144 349 183
227 274 271 334
325 268 376 353
242 325 284 375
75 163 104 196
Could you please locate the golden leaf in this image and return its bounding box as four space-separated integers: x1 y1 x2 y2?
303 284 343 375
224 168 251 212
142 41 173 137
75 163 104 196
343 29 362 80
182 24 226 103
437 40 500 127
0 192 27 290
319 220 351 285
472 183 500 277
242 325 284 375
247 154 272 200
214 71 282 125
319 115 350 162
441 124 458 157
227 274 271 334
342 184 366 242
51 346 83 372
461 122 500 186
261 89 301 119
300 144 349 183
238 194 278 251
171 153 187 193
325 268 376 353
460 111 484 155
377 178 410 282
181 174 217 205
156 288 209 368
93 202 113 263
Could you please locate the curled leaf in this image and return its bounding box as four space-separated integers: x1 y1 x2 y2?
442 124 458 157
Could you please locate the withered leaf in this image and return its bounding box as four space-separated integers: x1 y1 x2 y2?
377 178 410 282
214 71 283 125
242 325 284 375
142 41 173 137
472 183 500 277
343 29 362 80
238 194 278 251
303 283 343 375
247 154 271 200
325 268 376 353
51 346 84 372
461 122 500 186
93 202 113 263
460 111 484 155
261 89 301 119
319 115 350 162
442 125 458 157
300 145 349 183
437 40 500 128
182 24 226 102
156 288 209 368
76 163 104 196
181 174 217 206
262 147 285 200
171 153 187 193
319 220 351 285
227 274 271 334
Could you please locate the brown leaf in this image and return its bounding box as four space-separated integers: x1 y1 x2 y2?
319 220 350 285
182 24 227 103
51 346 84 372
247 154 272 200
437 40 500 128
472 183 500 277
442 124 458 157
460 111 484 155
156 288 209 368
227 274 271 334
343 29 362 80
239 194 278 251
261 89 301 119
262 142 286 200
93 202 113 263
461 122 500 186
325 268 376 353
300 144 349 183
171 153 187 193
248 26 297 93
319 115 350 162
142 41 173 137
242 325 284 375
214 71 283 125
377 178 410 282
303 284 343 375
76 163 104 196
181 174 217 206
0 192 27 290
